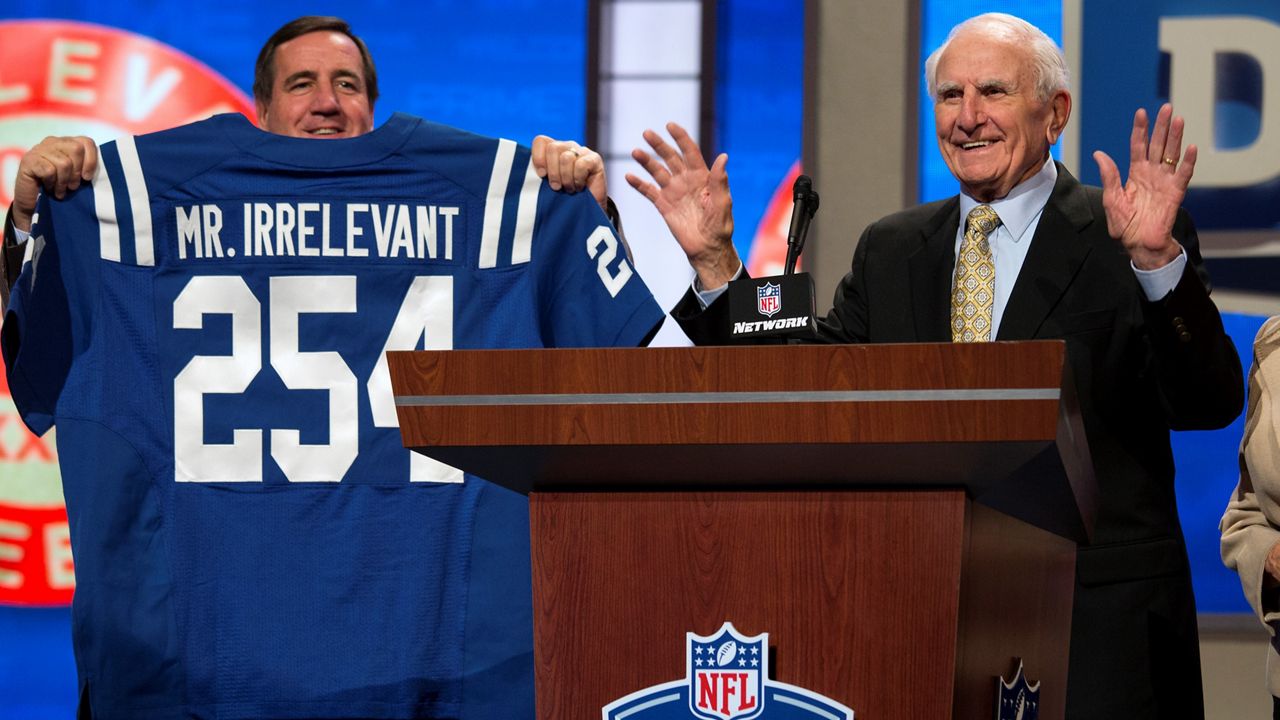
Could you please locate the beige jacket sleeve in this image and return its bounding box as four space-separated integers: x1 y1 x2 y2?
1222 316 1280 632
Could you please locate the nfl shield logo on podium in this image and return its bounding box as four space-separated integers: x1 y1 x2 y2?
689 624 765 720
996 659 1040 720
602 621 854 720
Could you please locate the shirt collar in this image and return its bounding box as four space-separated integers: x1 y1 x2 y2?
958 157 1058 243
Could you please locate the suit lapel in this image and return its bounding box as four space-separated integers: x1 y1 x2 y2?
907 198 960 342
996 164 1097 341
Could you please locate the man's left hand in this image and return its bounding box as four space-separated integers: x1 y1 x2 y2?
531 135 608 212
1093 103 1196 270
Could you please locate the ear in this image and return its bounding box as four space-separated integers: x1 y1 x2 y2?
255 99 269 129
1046 90 1072 145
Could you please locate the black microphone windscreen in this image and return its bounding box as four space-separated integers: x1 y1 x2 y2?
792 174 812 201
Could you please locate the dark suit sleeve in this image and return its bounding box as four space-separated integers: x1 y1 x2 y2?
672 222 879 346
670 284 736 345
1141 209 1245 428
2 207 24 312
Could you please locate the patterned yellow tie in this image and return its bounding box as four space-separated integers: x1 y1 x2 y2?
951 204 1000 343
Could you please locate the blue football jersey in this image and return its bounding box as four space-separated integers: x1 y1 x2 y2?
1 113 663 720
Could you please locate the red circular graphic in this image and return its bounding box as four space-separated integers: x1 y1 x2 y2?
0 19 255 131
0 20 254 607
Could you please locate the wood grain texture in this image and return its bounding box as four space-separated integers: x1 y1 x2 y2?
390 344 1072 450
532 491 1075 720
954 502 1077 720
531 490 970 720
388 343 1088 717
389 342 1096 541
389 342 1069 397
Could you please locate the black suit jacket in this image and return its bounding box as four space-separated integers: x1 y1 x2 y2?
1 208 23 312
674 164 1243 719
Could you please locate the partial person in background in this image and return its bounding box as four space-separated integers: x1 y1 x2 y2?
626 12 1243 720
1221 316 1280 720
0 14 652 720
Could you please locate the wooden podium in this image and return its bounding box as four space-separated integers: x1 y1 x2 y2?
388 341 1096 720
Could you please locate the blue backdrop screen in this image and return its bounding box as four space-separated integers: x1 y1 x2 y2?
716 0 804 264
4 0 587 139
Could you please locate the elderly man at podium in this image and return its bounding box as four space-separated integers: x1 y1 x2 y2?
627 12 1243 720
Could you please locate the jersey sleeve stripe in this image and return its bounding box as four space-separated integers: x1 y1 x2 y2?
115 136 155 267
91 155 122 263
20 229 44 290
511 157 541 266
479 139 517 270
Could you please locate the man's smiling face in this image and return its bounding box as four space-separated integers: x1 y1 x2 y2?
256 30 373 139
933 30 1068 202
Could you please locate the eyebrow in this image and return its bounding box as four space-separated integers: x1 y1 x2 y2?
282 70 317 87
935 81 962 97
976 79 1014 92
281 69 363 87
935 78 1015 99
332 69 362 84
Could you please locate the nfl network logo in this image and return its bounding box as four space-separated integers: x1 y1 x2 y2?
602 621 853 720
756 283 781 318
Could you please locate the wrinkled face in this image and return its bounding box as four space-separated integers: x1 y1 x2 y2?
257 30 373 139
933 31 1069 202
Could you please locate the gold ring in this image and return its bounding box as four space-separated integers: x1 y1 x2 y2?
1162 156 1176 165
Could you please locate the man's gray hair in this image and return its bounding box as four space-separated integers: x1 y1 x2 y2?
924 13 1070 102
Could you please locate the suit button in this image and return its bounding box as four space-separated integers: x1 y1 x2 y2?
1179 331 1193 343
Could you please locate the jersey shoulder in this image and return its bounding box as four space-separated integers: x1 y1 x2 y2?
111 114 248 199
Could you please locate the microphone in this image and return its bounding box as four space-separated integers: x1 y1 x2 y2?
784 175 819 275
724 174 820 341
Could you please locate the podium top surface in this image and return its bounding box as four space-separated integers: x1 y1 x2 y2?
391 342 1077 444
388 342 1096 541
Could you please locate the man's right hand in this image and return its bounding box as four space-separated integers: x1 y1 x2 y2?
11 136 99 232
625 122 740 291
1266 540 1280 588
